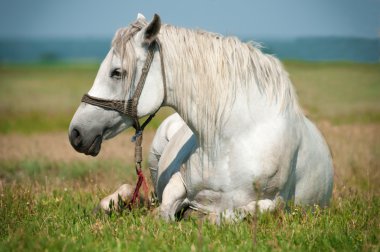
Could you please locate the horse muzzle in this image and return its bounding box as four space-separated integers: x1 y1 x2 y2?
69 127 103 156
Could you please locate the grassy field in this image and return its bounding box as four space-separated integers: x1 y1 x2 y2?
0 62 379 251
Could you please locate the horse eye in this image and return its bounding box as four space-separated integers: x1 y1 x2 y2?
110 68 125 80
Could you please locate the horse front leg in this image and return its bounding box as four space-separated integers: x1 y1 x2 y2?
96 184 135 214
160 172 187 221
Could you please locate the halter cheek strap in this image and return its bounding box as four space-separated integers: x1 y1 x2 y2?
80 38 167 208
81 41 158 120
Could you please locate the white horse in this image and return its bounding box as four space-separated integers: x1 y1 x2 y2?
69 14 333 221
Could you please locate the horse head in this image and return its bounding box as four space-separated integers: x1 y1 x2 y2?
68 14 165 156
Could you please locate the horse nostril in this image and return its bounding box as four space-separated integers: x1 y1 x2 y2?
70 128 82 148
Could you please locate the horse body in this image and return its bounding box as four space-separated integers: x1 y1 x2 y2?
69 14 333 221
151 97 332 219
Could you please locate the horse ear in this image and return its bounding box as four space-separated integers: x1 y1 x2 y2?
137 13 146 21
144 14 161 44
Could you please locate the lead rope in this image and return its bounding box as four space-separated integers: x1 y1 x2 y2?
129 125 148 208
129 116 155 208
128 39 167 209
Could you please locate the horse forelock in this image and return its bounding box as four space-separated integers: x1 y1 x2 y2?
111 19 148 99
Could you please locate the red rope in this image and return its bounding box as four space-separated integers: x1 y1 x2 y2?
130 168 149 207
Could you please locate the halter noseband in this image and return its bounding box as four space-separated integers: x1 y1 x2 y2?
80 27 167 208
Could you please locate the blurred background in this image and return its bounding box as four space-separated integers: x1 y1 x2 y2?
0 1 379 250
0 0 379 62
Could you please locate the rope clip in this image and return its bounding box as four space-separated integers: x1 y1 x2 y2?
131 130 142 142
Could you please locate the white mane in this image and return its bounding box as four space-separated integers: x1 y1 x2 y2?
159 25 301 146
113 21 301 147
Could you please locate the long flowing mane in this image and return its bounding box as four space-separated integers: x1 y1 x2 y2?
113 20 301 148
160 25 301 146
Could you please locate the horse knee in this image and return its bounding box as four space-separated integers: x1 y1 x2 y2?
160 172 187 220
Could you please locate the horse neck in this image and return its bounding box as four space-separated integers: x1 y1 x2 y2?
165 85 217 150
159 27 301 151
161 36 237 151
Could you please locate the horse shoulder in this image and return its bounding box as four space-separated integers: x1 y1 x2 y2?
294 117 334 205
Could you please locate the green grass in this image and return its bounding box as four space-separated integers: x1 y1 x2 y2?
286 61 380 124
0 159 136 186
0 180 378 251
0 156 378 251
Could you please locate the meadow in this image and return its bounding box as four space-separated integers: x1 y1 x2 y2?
0 62 379 251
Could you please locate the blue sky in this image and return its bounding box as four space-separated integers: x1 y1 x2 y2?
0 0 379 39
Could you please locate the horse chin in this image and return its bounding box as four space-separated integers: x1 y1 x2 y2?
85 135 102 156
102 122 130 140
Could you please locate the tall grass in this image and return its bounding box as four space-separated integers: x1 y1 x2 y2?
0 181 378 251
